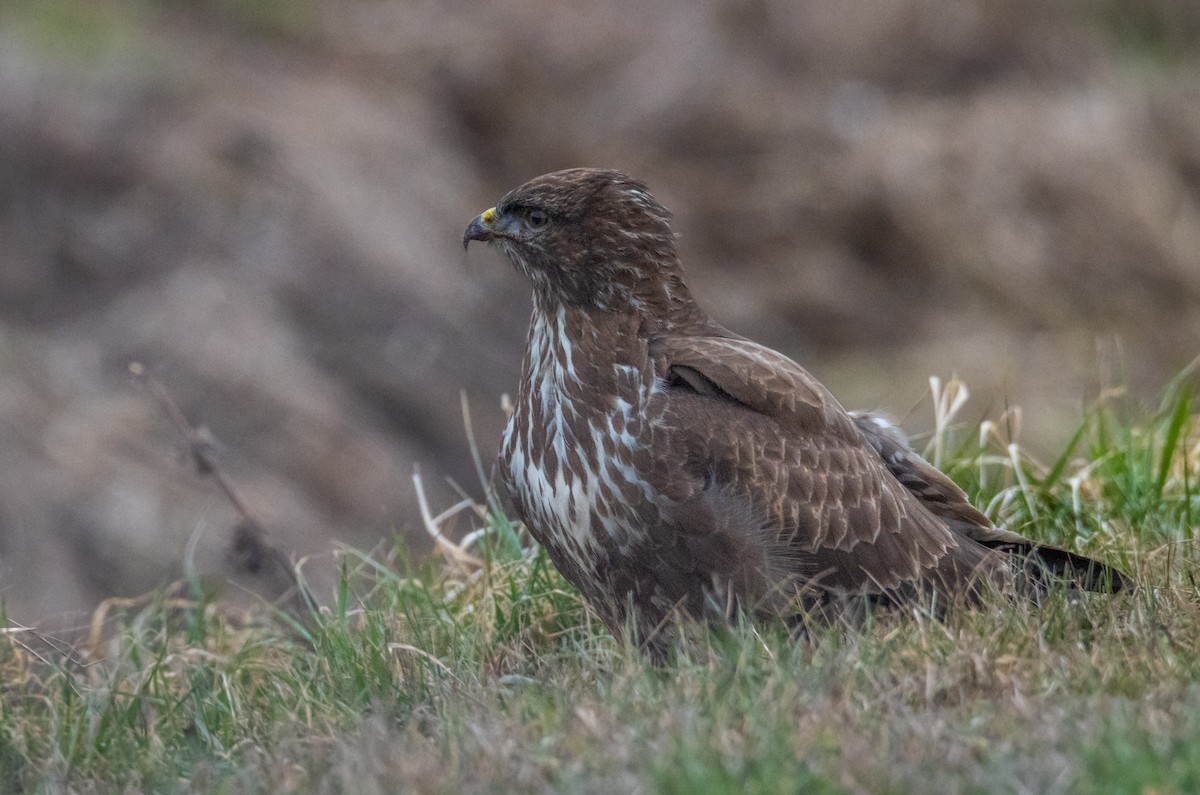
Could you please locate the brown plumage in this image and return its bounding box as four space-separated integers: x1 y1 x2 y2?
463 168 1123 652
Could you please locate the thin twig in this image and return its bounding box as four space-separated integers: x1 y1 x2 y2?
130 362 315 619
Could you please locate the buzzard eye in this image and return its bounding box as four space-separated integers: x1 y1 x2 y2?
525 209 549 229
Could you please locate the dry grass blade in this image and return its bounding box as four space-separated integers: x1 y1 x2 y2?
413 467 483 572
387 642 453 676
928 376 970 469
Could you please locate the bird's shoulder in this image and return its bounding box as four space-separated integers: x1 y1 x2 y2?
648 330 860 439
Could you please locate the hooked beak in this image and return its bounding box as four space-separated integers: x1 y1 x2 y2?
462 206 501 251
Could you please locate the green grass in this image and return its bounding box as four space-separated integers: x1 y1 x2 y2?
2 376 1198 794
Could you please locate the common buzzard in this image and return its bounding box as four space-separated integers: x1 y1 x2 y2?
463 168 1123 653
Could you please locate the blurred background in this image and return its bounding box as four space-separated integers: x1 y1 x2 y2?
1 0 1198 624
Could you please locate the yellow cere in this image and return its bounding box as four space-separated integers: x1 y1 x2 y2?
482 207 497 224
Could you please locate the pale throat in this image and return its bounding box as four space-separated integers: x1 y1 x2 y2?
521 302 650 406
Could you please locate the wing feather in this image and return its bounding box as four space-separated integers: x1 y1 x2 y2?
650 335 1002 600
654 336 848 437
851 412 1125 591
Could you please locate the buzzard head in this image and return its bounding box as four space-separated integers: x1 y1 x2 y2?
463 168 685 312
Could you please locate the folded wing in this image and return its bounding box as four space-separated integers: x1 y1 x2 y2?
650 335 1010 600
